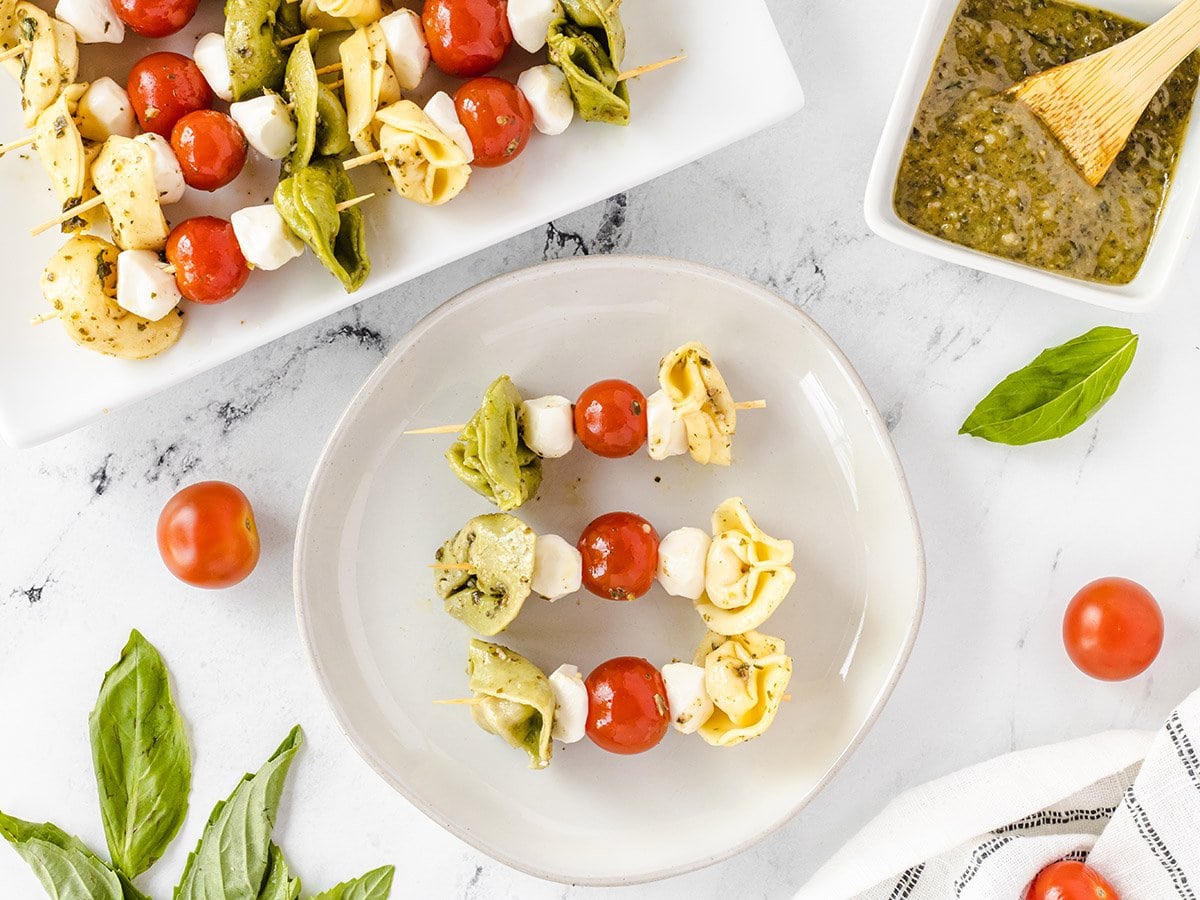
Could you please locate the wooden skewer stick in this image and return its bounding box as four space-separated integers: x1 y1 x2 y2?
30 310 59 325
0 44 27 63
616 53 686 83
782 694 792 702
31 194 106 237
335 192 374 212
323 78 344 91
315 62 342 75
280 31 314 47
0 133 36 157
428 562 473 571
433 697 487 706
404 399 764 436
343 149 385 170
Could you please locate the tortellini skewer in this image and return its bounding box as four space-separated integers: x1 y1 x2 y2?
693 630 793 747
373 100 472 206
694 497 796 636
659 340 738 466
466 640 556 770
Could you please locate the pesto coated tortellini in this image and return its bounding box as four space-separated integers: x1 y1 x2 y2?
659 340 738 466
34 84 101 233
467 640 555 769
693 630 792 747
341 23 399 155
273 158 370 292
41 236 184 359
446 376 542 511
16 2 77 128
547 17 629 126
92 136 169 251
374 100 471 206
225 0 303 100
695 498 796 636
435 514 536 636
283 31 351 171
560 0 626 67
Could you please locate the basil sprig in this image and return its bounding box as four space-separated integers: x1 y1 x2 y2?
90 629 191 881
0 631 395 900
960 326 1138 445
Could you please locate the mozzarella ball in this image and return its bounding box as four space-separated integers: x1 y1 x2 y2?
656 527 711 600
76 78 137 142
517 65 574 136
647 388 689 460
531 533 582 602
549 664 588 743
56 0 124 43
132 133 186 204
519 395 574 458
116 250 182 322
423 91 474 162
193 32 234 103
230 94 295 160
662 663 713 735
230 204 306 271
507 0 558 53
378 9 429 91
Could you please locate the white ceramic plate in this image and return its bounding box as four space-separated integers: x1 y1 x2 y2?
865 0 1200 311
293 256 926 886
0 2 803 449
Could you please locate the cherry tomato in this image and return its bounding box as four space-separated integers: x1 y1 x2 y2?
128 52 213 137
165 217 250 304
157 481 260 589
1026 860 1119 900
574 379 648 458
454 77 534 167
585 657 670 755
422 0 512 77
578 512 659 601
113 0 199 37
171 110 247 192
1063 577 1163 681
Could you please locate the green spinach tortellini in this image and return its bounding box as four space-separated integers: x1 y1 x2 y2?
560 0 625 67
273 158 370 292
446 376 542 511
283 31 351 172
435 514 535 636
466 640 555 770
547 17 630 125
225 0 289 101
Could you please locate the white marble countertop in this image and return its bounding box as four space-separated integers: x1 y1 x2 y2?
4 1 1200 897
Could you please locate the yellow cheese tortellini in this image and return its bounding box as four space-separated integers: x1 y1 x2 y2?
695 497 796 635
92 136 169 251
693 630 792 747
467 640 555 770
340 22 397 155
313 0 382 28
659 341 738 466
374 100 471 206
34 84 102 233
41 236 184 359
16 3 77 128
299 0 351 33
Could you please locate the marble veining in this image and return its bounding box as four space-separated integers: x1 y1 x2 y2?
4 1 1200 898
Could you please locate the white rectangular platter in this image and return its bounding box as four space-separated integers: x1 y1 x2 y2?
0 0 804 448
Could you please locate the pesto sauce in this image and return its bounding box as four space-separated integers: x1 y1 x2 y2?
894 0 1200 284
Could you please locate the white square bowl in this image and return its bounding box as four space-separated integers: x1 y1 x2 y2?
865 0 1200 311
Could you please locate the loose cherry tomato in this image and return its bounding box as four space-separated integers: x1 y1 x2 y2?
113 0 199 37
157 481 260 589
585 657 670 755
165 217 250 304
1063 577 1163 681
171 110 247 192
422 0 512 77
1027 860 1119 900
578 512 658 601
454 77 533 167
574 379 648 458
128 52 213 137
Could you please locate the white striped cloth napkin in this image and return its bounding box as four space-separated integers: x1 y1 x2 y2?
797 686 1200 899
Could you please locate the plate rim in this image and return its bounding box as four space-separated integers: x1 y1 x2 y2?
292 254 927 886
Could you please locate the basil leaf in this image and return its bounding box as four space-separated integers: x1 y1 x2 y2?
174 726 303 900
311 865 395 900
257 844 301 900
959 326 1138 445
90 629 191 880
0 811 125 900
